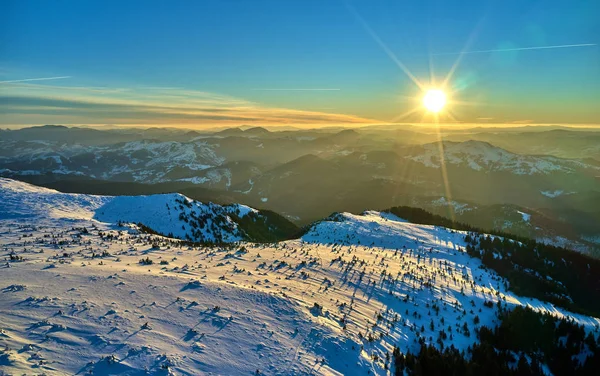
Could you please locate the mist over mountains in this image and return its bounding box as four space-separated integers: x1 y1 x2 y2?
2 124 598 254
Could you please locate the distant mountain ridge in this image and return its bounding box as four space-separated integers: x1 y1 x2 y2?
406 140 599 175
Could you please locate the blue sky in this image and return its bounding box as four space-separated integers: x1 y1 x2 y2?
1 0 599 127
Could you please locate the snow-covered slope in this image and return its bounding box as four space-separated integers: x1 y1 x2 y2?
0 178 111 221
1 182 598 375
0 178 253 243
407 140 598 175
95 195 246 243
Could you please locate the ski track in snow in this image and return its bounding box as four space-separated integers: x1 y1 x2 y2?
0 178 599 375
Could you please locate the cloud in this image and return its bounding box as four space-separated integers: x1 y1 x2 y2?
510 119 535 124
0 83 375 127
250 88 340 91
0 76 72 84
430 43 597 56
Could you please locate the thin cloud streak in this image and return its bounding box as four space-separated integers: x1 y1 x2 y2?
431 43 596 56
0 76 72 84
251 88 341 91
0 82 376 126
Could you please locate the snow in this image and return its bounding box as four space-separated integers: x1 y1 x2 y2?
1 178 599 375
192 168 232 188
0 139 225 184
122 141 223 172
0 178 111 221
582 235 600 245
430 197 473 215
541 190 564 198
539 190 576 198
516 210 531 222
225 203 259 217
407 141 596 175
177 176 210 184
0 257 347 375
0 178 246 243
536 236 592 253
96 195 244 243
238 179 254 194
0 168 44 176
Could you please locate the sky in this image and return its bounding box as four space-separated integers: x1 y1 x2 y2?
1 0 599 128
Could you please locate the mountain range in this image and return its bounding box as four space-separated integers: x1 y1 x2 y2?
2 124 598 254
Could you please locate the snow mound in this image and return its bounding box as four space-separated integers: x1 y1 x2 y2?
95 194 245 243
0 178 111 221
302 210 464 251
0 178 253 243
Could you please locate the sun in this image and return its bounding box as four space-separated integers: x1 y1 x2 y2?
422 89 447 113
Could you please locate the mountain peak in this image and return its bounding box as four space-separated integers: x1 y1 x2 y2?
21 124 70 131
243 126 270 134
215 127 243 135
